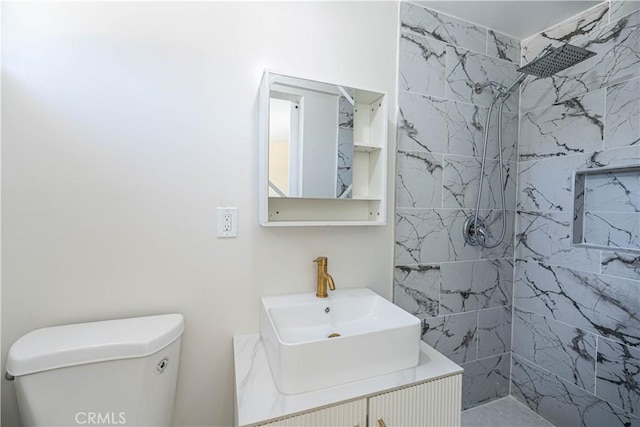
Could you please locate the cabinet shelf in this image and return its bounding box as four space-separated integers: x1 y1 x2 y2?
354 145 382 153
265 197 383 225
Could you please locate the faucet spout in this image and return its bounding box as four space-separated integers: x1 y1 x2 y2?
321 271 336 291
313 256 336 298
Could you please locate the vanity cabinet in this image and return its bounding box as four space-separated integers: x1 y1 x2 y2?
258 71 387 226
234 335 463 427
254 375 462 427
368 376 462 427
250 374 462 427
256 399 367 427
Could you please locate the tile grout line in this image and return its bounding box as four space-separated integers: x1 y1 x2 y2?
511 44 521 402
475 309 480 362
511 352 634 417
594 336 599 396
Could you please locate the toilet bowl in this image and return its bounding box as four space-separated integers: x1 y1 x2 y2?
6 314 184 427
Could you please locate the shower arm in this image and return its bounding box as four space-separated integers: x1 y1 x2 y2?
502 73 527 95
474 80 505 95
474 73 526 98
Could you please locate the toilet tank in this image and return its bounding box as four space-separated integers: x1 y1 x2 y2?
6 314 184 427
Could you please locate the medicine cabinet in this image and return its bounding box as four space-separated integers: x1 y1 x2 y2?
258 71 387 226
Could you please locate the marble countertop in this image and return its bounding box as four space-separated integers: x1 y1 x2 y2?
233 333 463 427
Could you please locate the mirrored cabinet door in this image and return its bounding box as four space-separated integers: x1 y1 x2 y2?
258 71 387 226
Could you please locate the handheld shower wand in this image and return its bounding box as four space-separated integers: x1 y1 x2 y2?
463 43 595 248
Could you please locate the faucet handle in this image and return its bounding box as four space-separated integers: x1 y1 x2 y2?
313 256 327 265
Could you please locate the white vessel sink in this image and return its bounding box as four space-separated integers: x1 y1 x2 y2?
260 288 421 394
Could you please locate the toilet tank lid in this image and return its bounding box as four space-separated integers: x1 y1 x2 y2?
6 314 184 376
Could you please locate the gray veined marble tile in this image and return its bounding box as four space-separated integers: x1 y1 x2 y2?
487 30 521 64
445 45 519 112
520 2 609 64
585 170 640 213
398 91 518 161
486 110 519 164
440 258 513 315
443 156 482 209
393 264 440 319
512 307 597 391
583 144 640 169
517 154 587 213
398 91 448 153
520 10 640 112
596 337 640 415
398 31 447 98
460 353 510 410
514 259 640 348
396 209 446 265
611 0 640 24
395 208 480 264
396 150 443 208
583 211 640 249
421 311 477 364
491 161 517 211
400 2 486 54
516 211 601 272
443 100 485 158
519 90 605 160
574 10 640 87
426 99 518 162
511 354 639 427
601 251 640 280
397 91 482 157
478 306 512 359
606 77 640 149
443 156 516 210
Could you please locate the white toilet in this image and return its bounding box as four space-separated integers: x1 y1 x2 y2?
6 314 184 427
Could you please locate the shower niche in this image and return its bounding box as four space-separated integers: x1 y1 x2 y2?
573 165 640 253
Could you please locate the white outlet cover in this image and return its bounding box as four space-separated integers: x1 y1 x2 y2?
217 207 238 237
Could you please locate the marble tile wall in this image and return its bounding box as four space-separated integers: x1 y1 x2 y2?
513 1 640 425
394 1 520 410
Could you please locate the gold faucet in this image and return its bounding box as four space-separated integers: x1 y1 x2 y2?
313 256 336 298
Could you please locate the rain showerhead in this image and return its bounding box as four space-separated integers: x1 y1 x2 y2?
517 43 596 78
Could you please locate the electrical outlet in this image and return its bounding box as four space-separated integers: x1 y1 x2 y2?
217 207 237 237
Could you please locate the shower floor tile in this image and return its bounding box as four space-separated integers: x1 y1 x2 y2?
461 396 554 427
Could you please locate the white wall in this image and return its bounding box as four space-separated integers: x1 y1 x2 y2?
1 2 399 426
0 1 3 422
